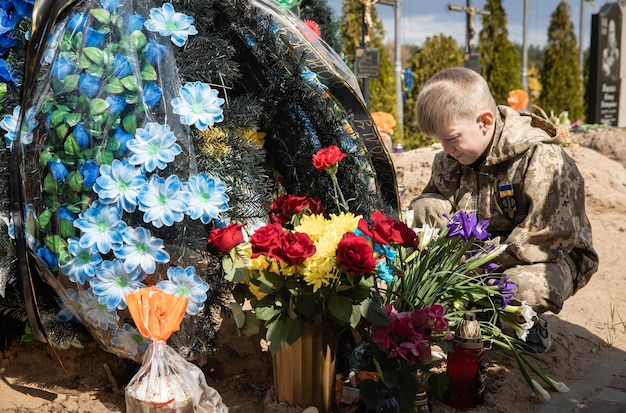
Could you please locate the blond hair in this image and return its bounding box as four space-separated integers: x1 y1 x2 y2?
416 67 496 137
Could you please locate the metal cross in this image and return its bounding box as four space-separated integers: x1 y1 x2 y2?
448 0 490 54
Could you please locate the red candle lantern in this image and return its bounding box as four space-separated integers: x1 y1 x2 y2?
445 313 486 411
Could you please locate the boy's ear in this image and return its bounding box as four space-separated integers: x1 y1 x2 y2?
478 111 495 130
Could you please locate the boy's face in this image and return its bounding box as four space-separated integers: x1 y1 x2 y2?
433 111 495 165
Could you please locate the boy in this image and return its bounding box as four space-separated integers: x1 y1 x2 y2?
409 67 598 352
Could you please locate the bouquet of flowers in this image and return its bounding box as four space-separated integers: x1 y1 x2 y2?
208 146 411 354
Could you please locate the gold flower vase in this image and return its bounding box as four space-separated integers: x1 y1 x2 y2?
272 323 338 413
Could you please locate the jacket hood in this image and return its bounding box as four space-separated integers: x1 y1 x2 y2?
486 106 560 166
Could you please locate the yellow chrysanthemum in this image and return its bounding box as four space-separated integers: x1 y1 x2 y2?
239 127 266 148
328 212 361 233
295 214 329 242
302 255 337 292
248 283 268 301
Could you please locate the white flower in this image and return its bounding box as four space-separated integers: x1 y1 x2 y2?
531 379 551 402
144 3 198 47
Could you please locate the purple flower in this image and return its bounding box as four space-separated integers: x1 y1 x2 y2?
78 73 102 98
493 276 516 309
445 210 490 242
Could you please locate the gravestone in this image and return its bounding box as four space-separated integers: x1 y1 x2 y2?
587 3 621 126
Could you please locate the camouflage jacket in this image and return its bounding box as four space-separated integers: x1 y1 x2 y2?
415 106 598 288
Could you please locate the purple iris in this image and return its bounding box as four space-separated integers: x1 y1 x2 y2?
78 73 102 98
51 56 76 80
112 53 132 78
144 39 167 66
80 160 100 187
446 210 491 242
142 82 162 107
493 276 516 309
72 123 91 148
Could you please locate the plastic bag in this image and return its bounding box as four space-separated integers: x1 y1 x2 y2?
125 287 228 412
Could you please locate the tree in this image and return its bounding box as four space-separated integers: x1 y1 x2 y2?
340 0 397 120
536 1 585 121
403 34 463 149
478 0 522 105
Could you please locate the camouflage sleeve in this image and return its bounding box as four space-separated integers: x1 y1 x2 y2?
501 143 585 265
409 152 453 228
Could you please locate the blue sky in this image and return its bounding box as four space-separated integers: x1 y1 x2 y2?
327 0 609 50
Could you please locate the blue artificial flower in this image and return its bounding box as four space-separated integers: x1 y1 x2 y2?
142 82 162 107
127 122 182 172
51 56 76 80
55 289 83 322
81 289 120 330
171 82 225 130
157 265 209 315
36 246 59 269
111 323 149 357
42 24 64 65
301 69 327 91
0 59 18 85
144 39 167 66
0 105 19 148
375 260 394 283
137 174 191 228
74 201 126 254
90 259 145 310
58 206 77 222
94 159 147 212
80 160 100 187
106 95 126 114
113 127 133 154
115 226 170 273
112 53 132 78
125 14 145 33
66 12 88 32
60 237 103 285
84 27 106 48
72 122 91 148
20 106 37 145
23 204 40 251
184 173 229 224
78 73 102 98
144 3 198 47
100 0 120 13
48 160 69 181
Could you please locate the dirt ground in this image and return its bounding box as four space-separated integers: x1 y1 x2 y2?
1 128 626 412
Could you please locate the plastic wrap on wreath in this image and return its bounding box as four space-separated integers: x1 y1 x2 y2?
125 287 228 413
14 0 228 361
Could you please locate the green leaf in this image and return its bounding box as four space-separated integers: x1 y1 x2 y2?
328 294 352 323
258 271 285 289
65 112 82 127
104 78 125 94
50 109 68 127
129 30 147 50
222 255 249 283
120 75 139 92
38 209 53 228
64 135 80 155
84 47 104 65
90 98 109 115
428 372 449 401
122 112 136 133
95 150 114 166
68 171 83 192
21 323 35 343
60 219 75 238
90 8 110 24
62 74 80 92
45 234 67 253
361 299 390 326
43 174 56 193
140 63 157 81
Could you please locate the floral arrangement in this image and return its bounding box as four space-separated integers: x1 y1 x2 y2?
209 145 412 353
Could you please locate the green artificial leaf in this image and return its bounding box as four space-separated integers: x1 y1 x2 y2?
54 124 69 140
84 47 104 65
95 149 114 166
129 30 147 50
62 74 80 92
38 209 53 228
68 171 82 192
67 204 82 213
63 135 80 155
21 323 35 343
60 219 75 238
328 294 352 323
90 8 111 24
296 294 320 320
122 112 136 133
43 173 56 193
90 98 109 115
230 302 246 329
428 372 449 401
50 109 68 127
361 299 390 326
45 234 67 253
121 75 139 92
222 254 250 283
140 63 157 81
254 295 281 321
104 78 125 94
65 112 82 127
258 271 285 290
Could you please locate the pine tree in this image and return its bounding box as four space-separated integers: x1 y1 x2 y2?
536 0 585 121
478 0 522 105
403 34 463 149
340 0 396 118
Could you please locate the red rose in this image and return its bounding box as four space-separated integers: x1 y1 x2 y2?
368 211 402 245
207 222 246 252
250 223 284 259
336 232 376 276
312 145 346 171
270 194 325 224
394 221 418 249
275 231 316 265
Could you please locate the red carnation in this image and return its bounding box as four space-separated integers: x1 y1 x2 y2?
207 222 246 252
312 145 346 171
336 232 376 276
304 19 321 36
